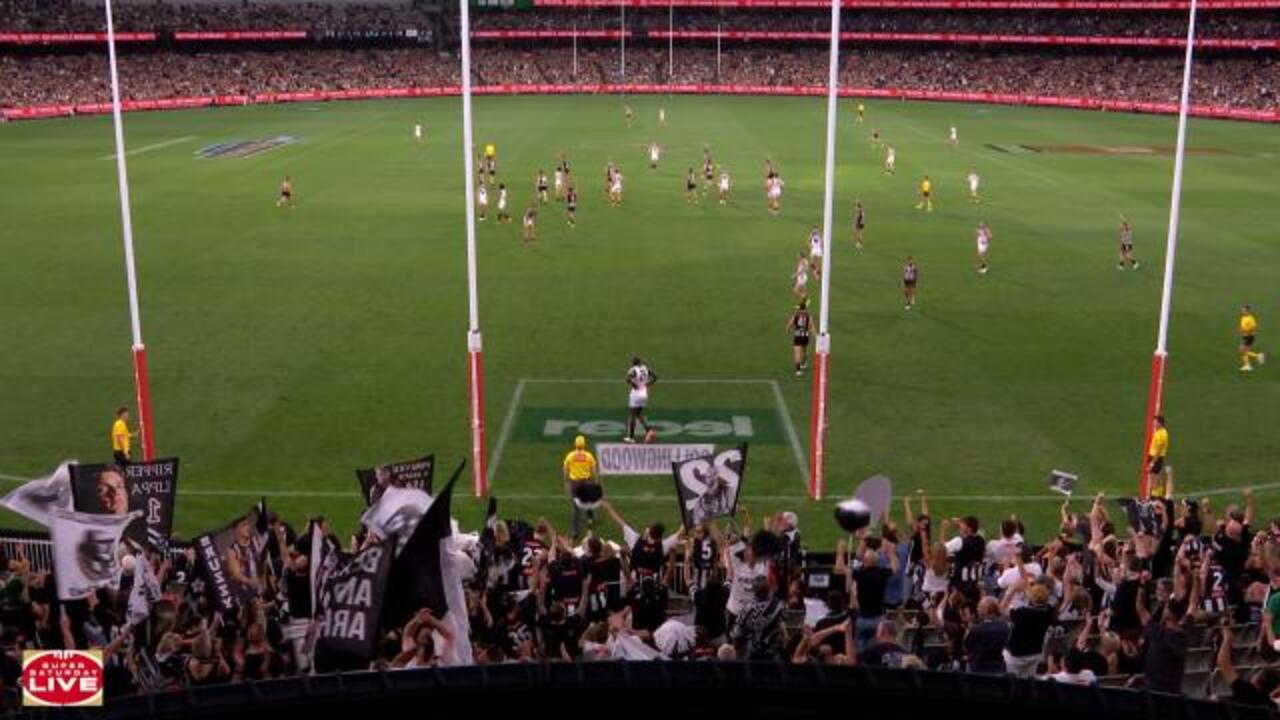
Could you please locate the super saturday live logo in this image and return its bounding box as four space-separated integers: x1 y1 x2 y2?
21 650 104 707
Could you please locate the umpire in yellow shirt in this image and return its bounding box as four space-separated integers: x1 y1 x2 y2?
1147 415 1169 498
111 406 137 465
563 435 599 539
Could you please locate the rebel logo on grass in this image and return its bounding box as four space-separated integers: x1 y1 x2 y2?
21 650 103 707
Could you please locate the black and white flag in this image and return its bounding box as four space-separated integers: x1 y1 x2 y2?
356 454 434 506
383 460 463 629
1 461 75 526
672 445 748 529
127 552 162 627
1048 470 1078 496
69 458 178 551
50 508 141 601
361 485 433 556
313 537 394 668
193 508 265 612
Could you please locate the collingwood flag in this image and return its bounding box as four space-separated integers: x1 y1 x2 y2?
361 485 433 556
383 460 463 629
193 507 265 612
50 508 142 601
672 445 748 529
127 552 162 627
1 461 75 526
356 454 434 506
313 537 394 670
69 459 178 551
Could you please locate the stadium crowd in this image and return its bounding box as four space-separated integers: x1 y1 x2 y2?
471 8 1279 38
2 45 1274 110
3 473 1280 710
0 0 432 33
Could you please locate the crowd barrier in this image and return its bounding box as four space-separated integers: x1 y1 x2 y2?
533 0 1280 8
4 84 1277 123
29 661 1271 720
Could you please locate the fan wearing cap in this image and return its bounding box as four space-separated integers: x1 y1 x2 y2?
563 435 600 540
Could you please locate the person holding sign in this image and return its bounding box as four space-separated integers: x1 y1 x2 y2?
563 435 599 540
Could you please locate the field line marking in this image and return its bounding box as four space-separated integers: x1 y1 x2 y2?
0 467 1270 503
487 378 527 486
891 114 1062 188
100 135 196 160
522 378 773 385
771 379 810 486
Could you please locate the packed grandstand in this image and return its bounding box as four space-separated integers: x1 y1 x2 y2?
3 0 1280 714
0 0 1276 116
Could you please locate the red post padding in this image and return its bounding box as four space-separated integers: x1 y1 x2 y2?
809 348 830 500
468 348 487 497
1139 352 1167 499
131 344 156 461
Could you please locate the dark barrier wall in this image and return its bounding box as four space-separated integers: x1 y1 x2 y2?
29 662 1273 720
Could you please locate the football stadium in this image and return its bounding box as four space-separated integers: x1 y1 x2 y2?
0 0 1278 714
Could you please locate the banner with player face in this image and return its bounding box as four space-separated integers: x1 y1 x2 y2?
672 445 748 529
193 509 263 612
356 454 434 506
69 459 178 551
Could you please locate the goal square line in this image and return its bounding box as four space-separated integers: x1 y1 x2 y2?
487 377 809 489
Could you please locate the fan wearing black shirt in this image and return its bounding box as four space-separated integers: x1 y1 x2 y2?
544 549 589 618
964 596 1010 674
538 601 582 661
1138 597 1196 694
693 566 731 641
684 523 722 594
1000 573 1057 677
583 537 627 622
850 548 898 652
942 516 986 602
859 621 909 668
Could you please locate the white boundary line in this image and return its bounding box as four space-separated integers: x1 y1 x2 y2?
99 135 196 160
770 379 810 486
486 377 527 486
1 471 1276 502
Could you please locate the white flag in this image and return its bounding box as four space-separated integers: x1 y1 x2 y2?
50 508 141 601
127 552 161 627
360 485 433 555
1 461 76 526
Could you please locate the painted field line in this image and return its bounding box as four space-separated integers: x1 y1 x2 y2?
1 471 1270 503
522 378 773 385
100 135 196 160
486 378 527 487
770 379 810 487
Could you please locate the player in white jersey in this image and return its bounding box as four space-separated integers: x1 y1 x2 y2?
477 182 488 221
718 169 730 205
497 183 510 223
609 170 624 206
554 164 565 200
975 221 992 275
767 173 784 215
648 141 661 170
414 124 423 143
624 357 658 443
808 226 823 278
966 170 981 204
659 107 667 126
792 253 809 300
522 204 537 244
884 145 896 175
948 125 958 148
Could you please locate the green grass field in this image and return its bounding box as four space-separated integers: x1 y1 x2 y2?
1 95 1277 549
